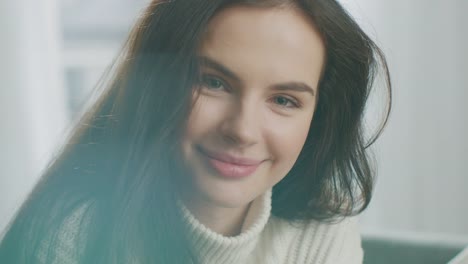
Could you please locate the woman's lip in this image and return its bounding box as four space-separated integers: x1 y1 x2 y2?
196 146 262 179
196 146 263 166
207 158 260 179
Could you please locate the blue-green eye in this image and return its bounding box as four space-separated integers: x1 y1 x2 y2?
202 75 226 90
272 96 300 108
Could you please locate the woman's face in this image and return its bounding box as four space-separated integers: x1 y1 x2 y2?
181 5 325 209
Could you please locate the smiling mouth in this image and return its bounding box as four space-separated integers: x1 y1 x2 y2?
196 146 263 179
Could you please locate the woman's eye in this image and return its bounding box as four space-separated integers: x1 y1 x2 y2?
201 75 226 91
272 96 300 108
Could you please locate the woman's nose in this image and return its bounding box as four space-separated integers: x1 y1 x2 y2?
219 100 261 148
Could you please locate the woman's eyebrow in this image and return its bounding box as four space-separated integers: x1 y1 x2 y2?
272 83 315 96
198 56 241 83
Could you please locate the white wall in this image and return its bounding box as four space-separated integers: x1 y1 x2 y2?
339 0 468 237
0 0 68 232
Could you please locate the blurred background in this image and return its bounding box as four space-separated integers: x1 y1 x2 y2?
1 0 467 247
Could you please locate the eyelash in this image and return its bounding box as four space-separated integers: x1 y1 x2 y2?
200 74 301 109
271 95 301 108
201 74 229 91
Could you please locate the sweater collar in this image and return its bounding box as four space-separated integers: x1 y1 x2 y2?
178 189 272 264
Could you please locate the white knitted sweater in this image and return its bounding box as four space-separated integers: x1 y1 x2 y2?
37 189 363 263
180 188 364 264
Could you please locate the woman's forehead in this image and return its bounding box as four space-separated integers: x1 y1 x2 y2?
202 5 322 48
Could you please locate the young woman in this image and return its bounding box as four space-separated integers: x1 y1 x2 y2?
0 0 391 263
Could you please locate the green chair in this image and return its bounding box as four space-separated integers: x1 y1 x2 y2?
362 235 467 264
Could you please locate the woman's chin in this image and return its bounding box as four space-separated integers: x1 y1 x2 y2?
192 180 254 209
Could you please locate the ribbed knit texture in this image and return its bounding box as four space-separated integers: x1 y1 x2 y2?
178 189 273 264
179 189 364 264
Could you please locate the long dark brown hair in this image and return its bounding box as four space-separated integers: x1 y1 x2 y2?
0 0 391 263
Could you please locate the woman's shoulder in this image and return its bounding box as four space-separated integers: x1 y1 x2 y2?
263 215 363 264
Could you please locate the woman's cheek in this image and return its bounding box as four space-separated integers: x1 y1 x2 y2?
266 116 312 175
